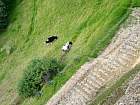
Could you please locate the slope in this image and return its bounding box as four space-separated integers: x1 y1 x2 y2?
0 0 135 105
46 7 140 105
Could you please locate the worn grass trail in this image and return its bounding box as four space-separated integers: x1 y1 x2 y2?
0 0 138 105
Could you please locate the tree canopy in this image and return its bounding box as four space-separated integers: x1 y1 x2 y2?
0 0 8 29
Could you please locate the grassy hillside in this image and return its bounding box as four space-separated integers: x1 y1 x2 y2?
0 0 139 105
133 0 140 7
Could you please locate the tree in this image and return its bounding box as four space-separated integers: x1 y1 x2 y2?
0 0 8 29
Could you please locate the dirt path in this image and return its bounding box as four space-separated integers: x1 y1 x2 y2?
46 8 140 105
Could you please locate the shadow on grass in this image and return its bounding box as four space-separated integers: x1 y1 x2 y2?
0 0 23 34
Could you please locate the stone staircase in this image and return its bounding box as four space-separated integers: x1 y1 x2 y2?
115 70 140 105
46 8 140 105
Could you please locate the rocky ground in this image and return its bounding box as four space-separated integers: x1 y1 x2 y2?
115 71 140 105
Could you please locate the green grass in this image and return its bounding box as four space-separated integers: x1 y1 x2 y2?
133 0 140 7
0 0 139 105
92 64 140 105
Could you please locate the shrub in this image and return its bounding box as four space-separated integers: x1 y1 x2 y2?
0 40 15 55
18 58 64 98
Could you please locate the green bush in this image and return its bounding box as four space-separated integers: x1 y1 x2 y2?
18 58 64 98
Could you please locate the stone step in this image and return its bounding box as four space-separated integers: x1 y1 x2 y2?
106 61 118 70
129 36 139 42
100 59 117 72
81 80 94 90
95 67 110 80
107 59 120 68
89 71 106 83
97 65 108 76
119 50 136 59
121 47 136 55
98 69 109 78
74 87 90 102
114 58 127 68
126 40 140 49
119 48 137 58
76 82 93 98
92 70 108 82
84 77 100 90
116 57 128 67
86 74 102 88
69 90 86 105
80 80 97 94
120 54 131 63
124 43 138 51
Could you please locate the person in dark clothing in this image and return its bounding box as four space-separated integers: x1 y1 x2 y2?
45 35 58 44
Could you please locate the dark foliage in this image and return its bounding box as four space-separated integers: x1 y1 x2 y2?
18 58 64 98
0 0 8 29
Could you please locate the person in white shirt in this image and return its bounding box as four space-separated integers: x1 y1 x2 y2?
62 41 72 52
